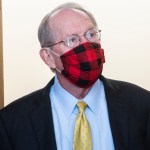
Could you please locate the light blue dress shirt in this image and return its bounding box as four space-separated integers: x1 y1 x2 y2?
50 76 115 150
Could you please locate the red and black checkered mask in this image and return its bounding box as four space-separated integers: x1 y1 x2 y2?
54 42 105 88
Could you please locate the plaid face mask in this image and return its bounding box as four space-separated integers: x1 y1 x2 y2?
51 42 105 88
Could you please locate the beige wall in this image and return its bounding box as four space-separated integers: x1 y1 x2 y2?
3 0 150 106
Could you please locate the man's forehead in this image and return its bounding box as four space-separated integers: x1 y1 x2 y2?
49 8 93 39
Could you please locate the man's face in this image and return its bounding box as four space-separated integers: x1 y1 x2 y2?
48 8 98 73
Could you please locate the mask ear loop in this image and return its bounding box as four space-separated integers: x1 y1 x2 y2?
55 68 61 73
45 47 62 73
47 47 60 57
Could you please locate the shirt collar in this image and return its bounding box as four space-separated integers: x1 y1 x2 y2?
82 79 103 115
53 76 78 118
53 75 103 117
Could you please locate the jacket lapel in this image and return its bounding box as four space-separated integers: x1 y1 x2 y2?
101 76 130 150
29 78 57 150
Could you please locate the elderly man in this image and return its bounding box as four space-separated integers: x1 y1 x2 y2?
0 2 150 150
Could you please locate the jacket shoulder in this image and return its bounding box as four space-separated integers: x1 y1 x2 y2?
101 76 150 108
0 78 54 116
101 76 149 94
0 89 43 115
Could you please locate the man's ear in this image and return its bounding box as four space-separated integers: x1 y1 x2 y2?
39 48 56 69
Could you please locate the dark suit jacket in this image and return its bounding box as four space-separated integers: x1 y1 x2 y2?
0 76 150 150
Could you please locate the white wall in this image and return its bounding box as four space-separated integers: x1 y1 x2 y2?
3 0 150 106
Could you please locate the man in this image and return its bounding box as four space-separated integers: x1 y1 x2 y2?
0 2 150 150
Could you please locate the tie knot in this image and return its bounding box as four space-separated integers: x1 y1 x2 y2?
77 101 87 113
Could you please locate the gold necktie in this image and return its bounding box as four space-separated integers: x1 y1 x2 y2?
73 101 92 150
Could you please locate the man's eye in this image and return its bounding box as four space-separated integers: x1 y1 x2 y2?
70 37 76 42
90 33 95 37
69 36 78 43
87 32 95 38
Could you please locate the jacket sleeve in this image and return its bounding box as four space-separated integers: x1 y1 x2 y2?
0 114 12 150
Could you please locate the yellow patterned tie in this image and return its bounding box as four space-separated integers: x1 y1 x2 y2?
73 101 92 150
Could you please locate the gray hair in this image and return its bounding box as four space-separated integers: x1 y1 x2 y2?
38 2 98 48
